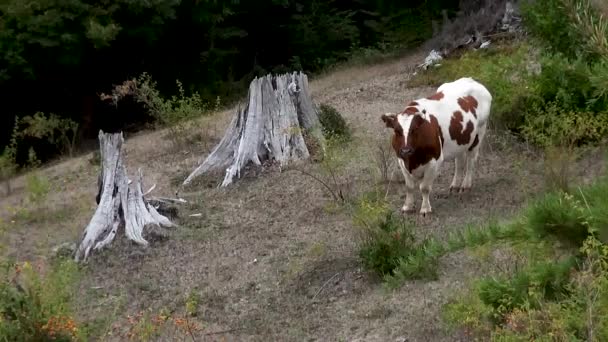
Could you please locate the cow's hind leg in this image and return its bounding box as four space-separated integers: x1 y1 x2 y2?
450 154 466 193
398 159 416 213
461 124 487 191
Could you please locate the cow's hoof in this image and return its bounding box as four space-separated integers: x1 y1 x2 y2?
459 187 471 193
419 209 432 217
416 210 432 224
401 207 416 215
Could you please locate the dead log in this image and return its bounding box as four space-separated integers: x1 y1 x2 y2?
75 131 175 262
183 71 324 187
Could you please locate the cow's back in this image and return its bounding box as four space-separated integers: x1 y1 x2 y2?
437 77 492 125
418 77 492 161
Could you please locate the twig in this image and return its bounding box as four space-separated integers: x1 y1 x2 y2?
312 272 341 302
143 183 157 196
150 196 188 204
185 315 197 342
204 327 244 336
577 186 592 213
290 168 341 202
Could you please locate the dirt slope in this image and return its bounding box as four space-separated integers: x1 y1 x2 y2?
1 49 606 341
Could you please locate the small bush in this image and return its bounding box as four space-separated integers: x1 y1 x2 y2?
353 196 439 280
101 73 212 150
443 169 608 340
444 236 608 341
0 258 81 341
521 0 585 60
318 103 351 141
526 175 608 246
0 117 21 195
520 102 608 148
358 210 417 277
18 112 79 158
533 53 601 110
25 172 51 205
478 259 576 322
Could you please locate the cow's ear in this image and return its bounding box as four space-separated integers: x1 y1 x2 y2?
381 113 397 129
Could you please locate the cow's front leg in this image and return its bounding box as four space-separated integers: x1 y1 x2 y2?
397 159 416 213
419 162 440 216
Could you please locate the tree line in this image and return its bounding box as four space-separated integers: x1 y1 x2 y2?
0 0 461 162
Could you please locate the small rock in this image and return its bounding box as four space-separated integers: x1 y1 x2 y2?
395 337 408 342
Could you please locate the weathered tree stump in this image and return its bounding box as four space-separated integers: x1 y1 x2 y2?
183 71 324 187
75 131 175 262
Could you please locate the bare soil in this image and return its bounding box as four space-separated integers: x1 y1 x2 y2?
1 49 606 342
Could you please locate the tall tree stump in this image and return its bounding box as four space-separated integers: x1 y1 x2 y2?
75 131 175 262
183 72 324 187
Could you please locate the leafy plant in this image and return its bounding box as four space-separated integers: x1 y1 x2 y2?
443 170 608 340
18 112 79 157
0 259 81 341
101 73 211 150
25 172 51 205
318 103 351 141
0 117 21 195
352 195 441 281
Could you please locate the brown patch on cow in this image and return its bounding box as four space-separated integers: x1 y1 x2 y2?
468 134 479 151
457 95 478 118
429 114 444 148
427 91 444 101
403 106 418 115
408 101 419 106
449 111 474 145
402 115 442 173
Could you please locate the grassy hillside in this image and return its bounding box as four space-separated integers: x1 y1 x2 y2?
1 1 608 341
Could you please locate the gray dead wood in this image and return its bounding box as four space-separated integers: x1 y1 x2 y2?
183 71 323 187
75 131 175 262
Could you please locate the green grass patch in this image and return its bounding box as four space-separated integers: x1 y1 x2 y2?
442 169 608 340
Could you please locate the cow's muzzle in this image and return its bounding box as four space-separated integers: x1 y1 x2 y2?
399 146 414 158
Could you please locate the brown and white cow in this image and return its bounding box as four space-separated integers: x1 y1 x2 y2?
381 77 492 216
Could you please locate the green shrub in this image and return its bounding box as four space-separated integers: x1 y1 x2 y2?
443 170 608 340
103 73 212 150
0 117 21 195
521 0 585 60
353 196 439 280
520 102 608 148
18 112 79 158
533 53 601 110
444 236 608 341
0 258 81 341
357 210 421 277
478 259 576 322
25 172 51 205
522 0 608 62
318 103 351 141
525 175 608 246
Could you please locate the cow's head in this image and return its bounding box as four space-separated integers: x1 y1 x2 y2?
381 111 427 160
